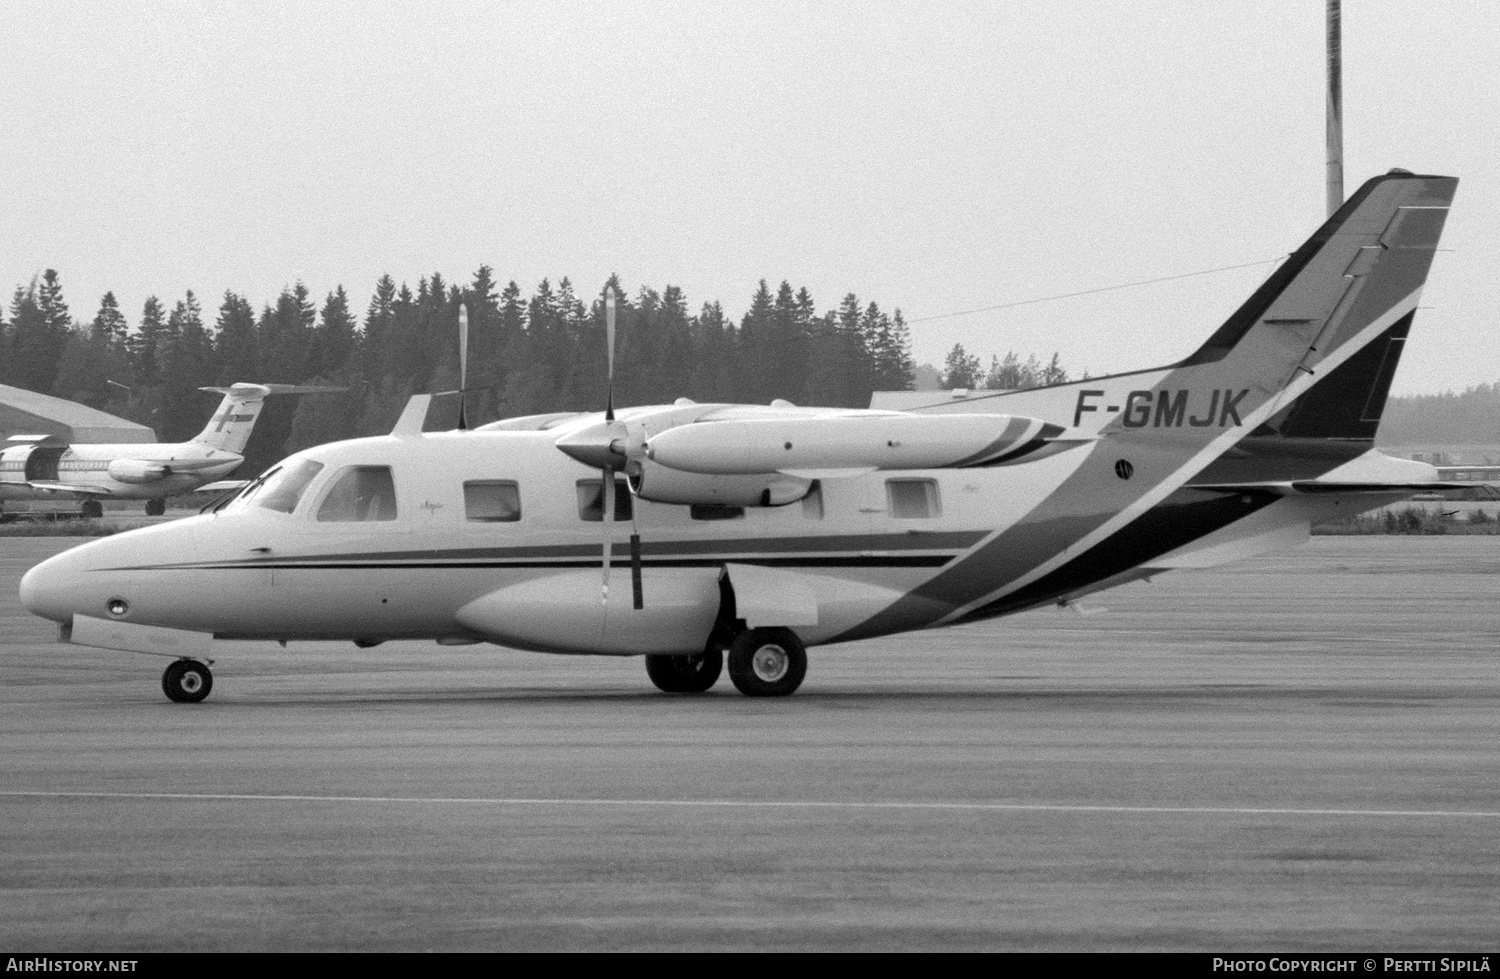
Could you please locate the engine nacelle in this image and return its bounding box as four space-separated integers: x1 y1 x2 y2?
107 459 169 484
628 461 812 507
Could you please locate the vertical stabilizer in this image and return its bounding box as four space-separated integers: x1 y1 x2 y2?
191 384 273 454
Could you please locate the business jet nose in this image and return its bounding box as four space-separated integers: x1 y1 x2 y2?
19 549 78 624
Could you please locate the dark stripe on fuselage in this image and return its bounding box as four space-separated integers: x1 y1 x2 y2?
133 555 955 571
101 530 987 571
974 437 1049 466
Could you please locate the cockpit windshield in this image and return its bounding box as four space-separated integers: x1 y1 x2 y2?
227 459 325 514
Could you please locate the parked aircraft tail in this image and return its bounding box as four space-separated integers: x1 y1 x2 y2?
192 383 344 455
844 171 1458 637
916 171 1455 454
1166 169 1454 432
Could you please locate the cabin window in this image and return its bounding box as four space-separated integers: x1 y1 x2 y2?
240 460 324 514
801 480 824 520
886 478 940 519
576 478 632 522
317 466 399 522
690 503 744 521
465 480 522 522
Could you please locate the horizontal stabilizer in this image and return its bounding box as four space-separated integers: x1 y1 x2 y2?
198 383 346 399
5 434 69 447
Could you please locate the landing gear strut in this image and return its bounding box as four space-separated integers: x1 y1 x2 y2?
645 648 723 693
162 659 213 703
727 627 807 697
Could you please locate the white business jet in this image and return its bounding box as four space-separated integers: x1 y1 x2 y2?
20 171 1471 702
0 383 336 516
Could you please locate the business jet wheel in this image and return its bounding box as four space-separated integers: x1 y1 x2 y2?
80 500 104 519
727 627 807 697
644 649 723 694
145 499 166 516
162 659 213 704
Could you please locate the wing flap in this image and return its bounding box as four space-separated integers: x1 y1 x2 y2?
1186 480 1492 496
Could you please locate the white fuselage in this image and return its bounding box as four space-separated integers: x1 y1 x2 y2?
18 422 1356 656
0 441 243 502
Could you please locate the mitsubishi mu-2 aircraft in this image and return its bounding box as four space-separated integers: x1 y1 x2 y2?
1 383 331 517
19 170 1470 702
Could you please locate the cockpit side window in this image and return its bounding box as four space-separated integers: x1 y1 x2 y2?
316 466 399 522
234 460 325 514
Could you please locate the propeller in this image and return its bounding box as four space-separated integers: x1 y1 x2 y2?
457 304 470 431
594 288 644 611
600 289 618 607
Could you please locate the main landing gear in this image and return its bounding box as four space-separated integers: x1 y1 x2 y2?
727 627 807 697
162 659 213 703
145 499 166 517
80 500 104 519
643 627 809 697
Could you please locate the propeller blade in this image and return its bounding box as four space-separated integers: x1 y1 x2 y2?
605 289 616 423
600 467 615 610
457 304 470 431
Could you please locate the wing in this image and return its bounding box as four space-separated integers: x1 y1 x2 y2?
553 402 1093 475
25 481 114 497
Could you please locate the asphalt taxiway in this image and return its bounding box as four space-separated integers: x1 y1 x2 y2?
2 536 1498 951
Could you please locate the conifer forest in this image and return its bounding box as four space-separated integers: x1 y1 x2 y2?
7 268 1483 482
2 268 920 477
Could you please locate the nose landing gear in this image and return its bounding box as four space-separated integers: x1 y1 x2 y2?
162 659 213 703
644 648 724 693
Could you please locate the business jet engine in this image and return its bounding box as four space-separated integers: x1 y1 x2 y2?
106 459 172 484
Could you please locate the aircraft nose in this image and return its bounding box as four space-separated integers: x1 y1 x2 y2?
20 548 85 624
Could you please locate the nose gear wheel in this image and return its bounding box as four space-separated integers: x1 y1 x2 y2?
162 659 213 703
644 648 723 693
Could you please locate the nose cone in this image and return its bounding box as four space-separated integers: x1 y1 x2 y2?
20 548 81 624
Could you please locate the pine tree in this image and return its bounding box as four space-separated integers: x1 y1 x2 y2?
887 310 915 390
803 294 875 407
765 281 809 403
1041 351 1068 386
214 291 259 384
737 280 776 403
89 292 130 354
462 266 501 386
309 286 357 380
686 300 735 402
131 296 167 387
258 284 316 382
941 342 982 389
8 271 73 393
159 292 215 441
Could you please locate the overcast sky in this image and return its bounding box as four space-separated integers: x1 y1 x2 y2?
5 1 1498 395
